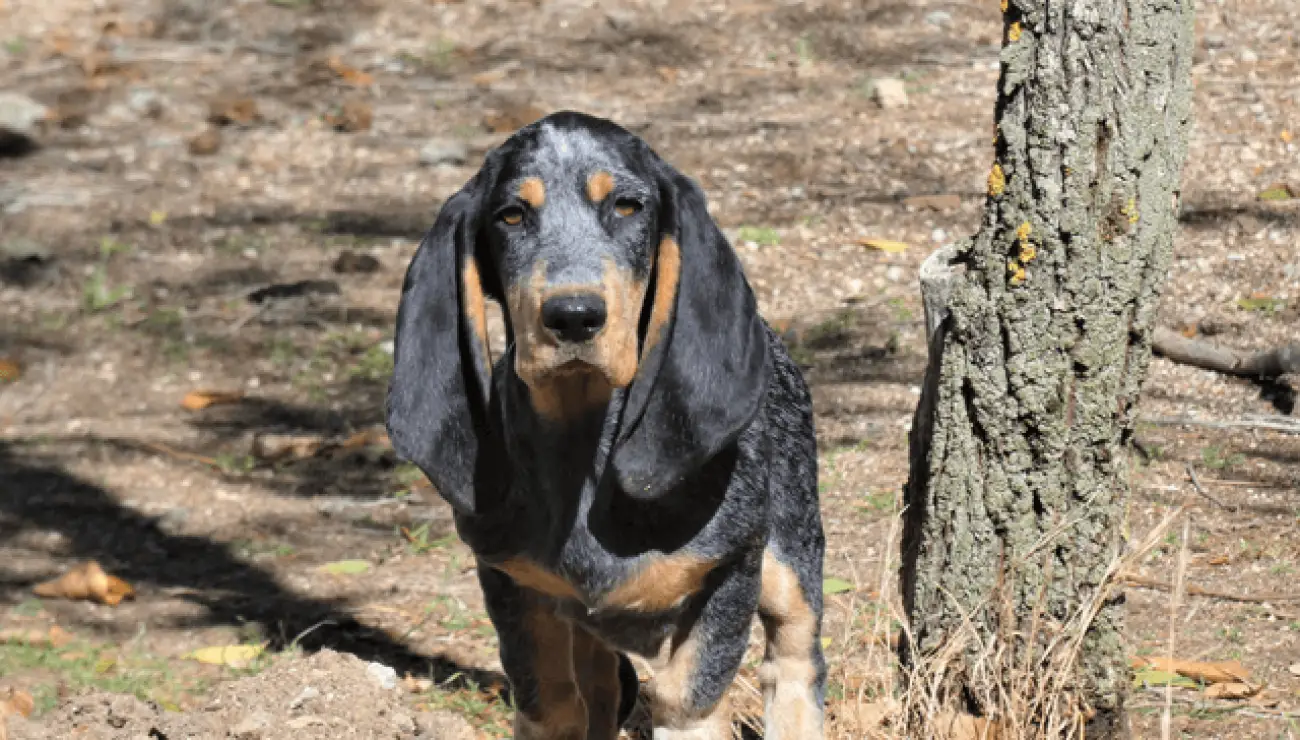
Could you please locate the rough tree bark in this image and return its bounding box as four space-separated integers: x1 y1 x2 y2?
900 1 1195 737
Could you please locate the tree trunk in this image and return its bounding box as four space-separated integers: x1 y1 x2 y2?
899 1 1195 737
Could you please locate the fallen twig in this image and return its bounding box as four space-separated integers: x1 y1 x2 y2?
1122 573 1300 616
1184 464 1235 511
1142 415 1300 435
1153 327 1300 379
136 439 219 468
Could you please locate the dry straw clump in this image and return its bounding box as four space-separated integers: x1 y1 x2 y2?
829 506 1185 740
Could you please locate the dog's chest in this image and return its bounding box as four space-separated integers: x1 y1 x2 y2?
491 546 716 614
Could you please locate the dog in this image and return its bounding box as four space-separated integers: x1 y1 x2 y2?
387 111 825 739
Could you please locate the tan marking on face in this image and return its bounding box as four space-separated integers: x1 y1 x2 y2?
647 632 731 735
641 237 682 361
520 177 546 208
572 628 622 740
515 604 586 740
507 259 647 422
495 558 582 601
586 170 615 203
526 372 614 423
508 261 550 387
757 550 823 739
601 555 716 613
462 258 492 377
597 259 645 389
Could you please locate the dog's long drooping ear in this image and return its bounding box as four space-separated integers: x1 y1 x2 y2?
387 183 495 514
612 164 771 501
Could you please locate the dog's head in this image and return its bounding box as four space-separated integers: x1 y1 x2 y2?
387 112 770 511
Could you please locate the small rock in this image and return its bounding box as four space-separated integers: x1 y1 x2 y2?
869 78 909 109
393 712 417 734
230 710 272 739
605 9 636 31
251 432 326 462
157 507 189 534
127 87 164 119
414 711 477 740
1202 33 1226 50
188 127 222 156
931 228 947 244
885 266 905 283
419 137 469 167
1288 662 1300 676
1239 48 1259 63
0 92 48 156
332 250 381 274
366 661 399 690
287 685 320 710
924 10 952 26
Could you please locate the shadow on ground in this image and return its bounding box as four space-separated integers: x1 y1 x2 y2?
0 440 506 694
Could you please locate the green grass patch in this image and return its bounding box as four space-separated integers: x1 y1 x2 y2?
0 636 208 714
737 226 781 247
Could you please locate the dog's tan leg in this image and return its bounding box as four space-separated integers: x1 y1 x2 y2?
571 627 622 740
646 632 732 740
513 604 587 740
757 549 825 740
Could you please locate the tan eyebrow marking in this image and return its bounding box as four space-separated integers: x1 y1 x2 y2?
519 177 546 208
586 171 615 203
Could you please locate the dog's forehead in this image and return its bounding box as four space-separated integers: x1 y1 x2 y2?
509 122 640 186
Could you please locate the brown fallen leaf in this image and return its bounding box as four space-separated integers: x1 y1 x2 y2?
1206 553 1229 566
0 625 73 648
44 30 76 57
326 55 374 87
208 97 260 127
181 389 244 411
325 100 372 132
1130 656 1250 685
338 426 390 452
33 561 135 606
1204 681 1262 700
0 359 20 382
656 66 680 83
471 68 509 87
187 126 222 156
0 688 34 721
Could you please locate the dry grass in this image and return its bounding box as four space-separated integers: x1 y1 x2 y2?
780 504 1194 740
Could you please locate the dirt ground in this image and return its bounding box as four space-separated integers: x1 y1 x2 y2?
0 0 1297 737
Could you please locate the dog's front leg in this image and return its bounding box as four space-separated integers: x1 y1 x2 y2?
479 566 586 740
646 550 761 740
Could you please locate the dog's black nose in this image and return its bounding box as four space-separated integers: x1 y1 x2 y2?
541 293 607 343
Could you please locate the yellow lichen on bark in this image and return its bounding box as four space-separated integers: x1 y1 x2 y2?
987 163 1006 197
1009 22 1023 42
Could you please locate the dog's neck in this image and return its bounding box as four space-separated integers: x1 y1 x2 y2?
496 365 624 499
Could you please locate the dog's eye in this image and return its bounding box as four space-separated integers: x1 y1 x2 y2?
499 207 524 226
614 198 642 217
